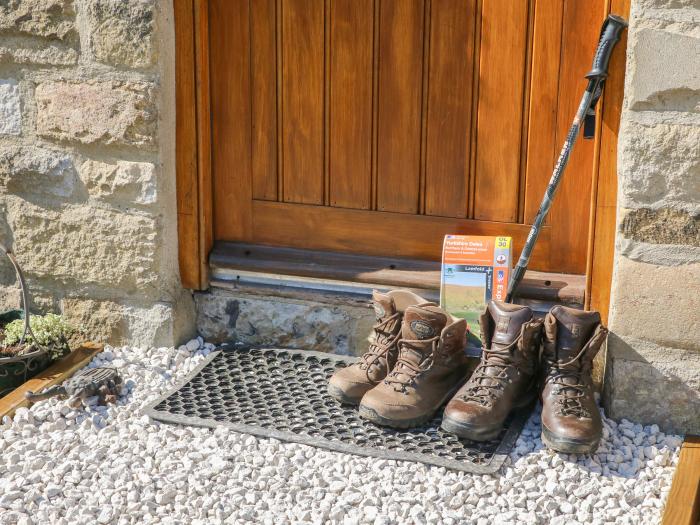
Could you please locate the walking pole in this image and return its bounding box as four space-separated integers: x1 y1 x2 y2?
505 14 628 303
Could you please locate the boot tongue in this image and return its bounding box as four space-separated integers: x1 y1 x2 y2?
487 301 533 350
371 290 397 321
551 307 600 362
398 305 446 362
402 304 447 341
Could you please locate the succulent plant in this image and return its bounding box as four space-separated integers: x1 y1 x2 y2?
2 314 76 360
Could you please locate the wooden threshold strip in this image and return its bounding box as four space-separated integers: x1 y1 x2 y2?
662 435 700 525
0 343 103 419
210 241 585 305
250 200 553 269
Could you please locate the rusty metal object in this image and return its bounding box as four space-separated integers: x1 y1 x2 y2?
25 367 122 407
0 241 42 350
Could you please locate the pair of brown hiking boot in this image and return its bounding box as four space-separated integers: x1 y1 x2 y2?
328 290 472 429
442 301 608 454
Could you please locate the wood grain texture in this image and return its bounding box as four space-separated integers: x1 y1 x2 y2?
251 0 279 201
586 0 630 320
174 0 200 289
0 344 103 419
662 436 700 525
328 0 374 209
418 0 430 215
548 0 605 273
424 0 476 218
375 0 424 214
520 0 563 227
517 0 536 223
198 0 606 276
210 0 253 241
281 0 325 204
324 0 331 206
523 0 563 226
370 0 380 210
251 200 551 266
467 0 482 218
194 0 213 289
473 0 528 222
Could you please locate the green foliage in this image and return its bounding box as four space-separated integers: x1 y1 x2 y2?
2 314 76 360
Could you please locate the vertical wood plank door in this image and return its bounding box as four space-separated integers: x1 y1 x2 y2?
208 0 607 274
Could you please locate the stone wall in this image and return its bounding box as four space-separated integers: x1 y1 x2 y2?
604 0 700 434
0 0 194 347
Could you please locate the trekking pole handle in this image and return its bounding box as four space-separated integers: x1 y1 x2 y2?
586 14 628 80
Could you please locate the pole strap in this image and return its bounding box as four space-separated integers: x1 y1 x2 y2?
583 81 604 139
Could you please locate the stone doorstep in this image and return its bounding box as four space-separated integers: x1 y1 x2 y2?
196 276 581 358
196 281 379 357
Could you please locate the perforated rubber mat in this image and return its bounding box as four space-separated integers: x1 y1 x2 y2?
144 345 530 474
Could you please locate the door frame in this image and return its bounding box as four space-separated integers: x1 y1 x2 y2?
175 0 212 290
174 0 629 322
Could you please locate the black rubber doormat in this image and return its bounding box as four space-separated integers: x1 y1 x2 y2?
144 345 530 474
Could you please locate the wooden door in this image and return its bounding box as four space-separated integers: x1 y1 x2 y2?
207 0 606 274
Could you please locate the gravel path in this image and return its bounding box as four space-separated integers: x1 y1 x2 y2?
0 340 681 525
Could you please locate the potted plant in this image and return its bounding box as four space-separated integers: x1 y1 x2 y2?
0 242 73 397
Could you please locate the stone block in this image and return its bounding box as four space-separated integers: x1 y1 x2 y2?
79 159 156 205
0 257 15 287
195 289 375 356
0 0 75 41
636 0 700 15
124 292 195 348
60 298 126 344
0 286 21 311
620 208 700 247
62 293 195 348
86 0 156 68
604 333 700 435
0 146 76 197
35 81 157 147
619 119 700 213
0 42 78 66
5 198 161 294
0 204 13 287
0 79 21 135
609 255 700 350
627 28 700 112
618 237 700 266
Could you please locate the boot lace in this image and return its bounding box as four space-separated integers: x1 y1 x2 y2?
356 312 401 377
545 344 591 418
383 337 439 393
460 338 521 407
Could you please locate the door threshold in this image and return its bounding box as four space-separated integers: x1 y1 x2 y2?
209 242 585 306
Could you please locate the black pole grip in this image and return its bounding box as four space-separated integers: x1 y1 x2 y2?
585 14 628 80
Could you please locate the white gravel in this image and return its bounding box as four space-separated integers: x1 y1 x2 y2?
0 340 681 524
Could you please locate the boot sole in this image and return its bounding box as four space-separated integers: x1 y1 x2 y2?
541 424 600 454
440 388 537 442
327 384 364 406
358 406 436 429
358 381 466 430
440 417 503 442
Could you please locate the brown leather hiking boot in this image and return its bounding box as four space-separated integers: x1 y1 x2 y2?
327 290 429 405
441 301 543 441
541 305 608 454
358 304 470 428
